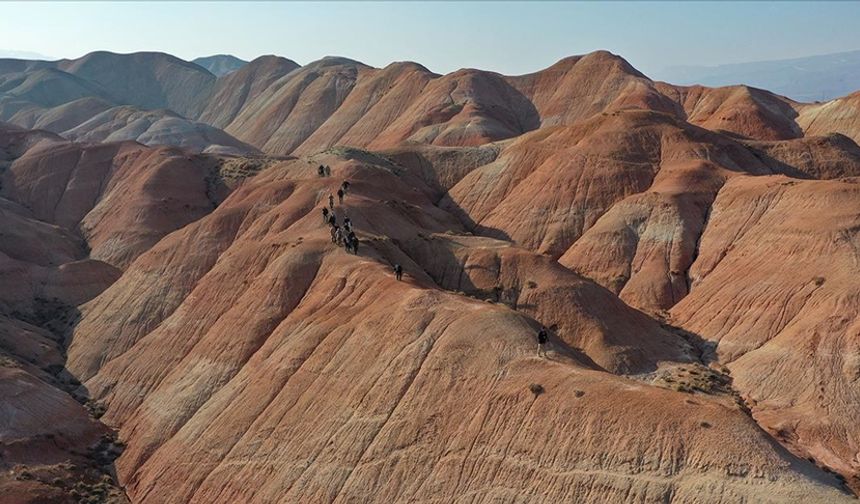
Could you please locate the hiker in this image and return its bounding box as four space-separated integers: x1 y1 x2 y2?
537 326 549 357
324 165 332 177
337 188 345 204
330 225 339 243
343 217 352 233
335 227 345 246
328 213 337 227
351 236 359 254
322 207 329 224
394 264 403 281
329 193 335 210
344 238 354 254
341 180 350 193
318 165 325 177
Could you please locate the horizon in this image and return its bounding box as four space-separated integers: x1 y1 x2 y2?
3 1 860 80
4 45 860 80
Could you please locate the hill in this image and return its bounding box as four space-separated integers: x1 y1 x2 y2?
2 48 860 502
192 54 248 77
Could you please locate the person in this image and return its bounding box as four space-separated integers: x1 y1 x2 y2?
322 207 329 224
329 193 335 210
318 165 325 177
347 230 356 243
537 326 549 357
344 237 354 254
324 165 332 177
341 180 350 193
343 217 352 233
330 225 338 243
328 213 337 227
394 264 403 281
351 235 359 254
337 188 345 204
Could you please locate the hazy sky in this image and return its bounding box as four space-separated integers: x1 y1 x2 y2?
2 1 860 79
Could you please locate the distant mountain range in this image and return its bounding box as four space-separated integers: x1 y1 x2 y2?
660 49 860 102
192 54 248 77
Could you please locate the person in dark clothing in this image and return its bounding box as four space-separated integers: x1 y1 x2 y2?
344 237 354 254
343 217 352 233
318 165 325 177
324 165 332 177
341 180 350 193
328 213 336 227
337 188 345 204
335 227 344 246
329 194 335 210
322 207 329 224
537 326 549 357
351 236 359 254
330 225 339 243
394 264 403 281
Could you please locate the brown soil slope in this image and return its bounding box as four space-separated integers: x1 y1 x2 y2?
198 56 300 129
61 152 851 502
670 175 860 492
656 83 802 141
797 91 860 144
0 124 240 269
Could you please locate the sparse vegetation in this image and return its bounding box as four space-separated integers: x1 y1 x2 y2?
15 470 34 480
654 364 735 397
0 353 20 368
528 383 545 396
85 400 107 419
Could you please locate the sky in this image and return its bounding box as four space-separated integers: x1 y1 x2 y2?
2 1 860 79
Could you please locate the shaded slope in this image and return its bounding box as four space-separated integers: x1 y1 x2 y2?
56 51 216 118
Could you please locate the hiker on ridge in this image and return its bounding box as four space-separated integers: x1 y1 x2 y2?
394 264 403 281
318 165 325 177
537 326 549 357
324 165 332 177
329 193 335 210
337 188 345 204
322 207 329 224
341 180 350 193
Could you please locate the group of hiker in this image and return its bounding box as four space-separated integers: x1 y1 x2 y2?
319 176 406 282
323 181 360 254
318 166 551 360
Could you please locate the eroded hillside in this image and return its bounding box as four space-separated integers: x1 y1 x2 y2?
1 49 859 503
